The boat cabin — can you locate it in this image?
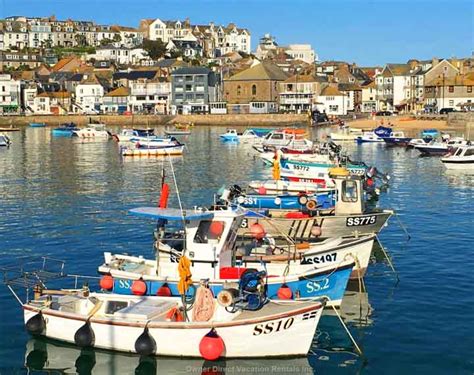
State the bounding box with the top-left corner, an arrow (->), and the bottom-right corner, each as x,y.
129,207 -> 245,279
331,174 -> 365,215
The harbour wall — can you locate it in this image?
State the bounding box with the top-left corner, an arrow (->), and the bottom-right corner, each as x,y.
447,112 -> 474,140
0,113 -> 309,127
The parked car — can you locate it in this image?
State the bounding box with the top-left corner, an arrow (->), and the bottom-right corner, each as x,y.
376,110 -> 393,116
439,108 -> 456,114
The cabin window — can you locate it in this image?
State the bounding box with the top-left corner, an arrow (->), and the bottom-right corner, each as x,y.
454,148 -> 463,156
271,133 -> 283,140
464,149 -> 474,156
194,220 -> 226,243
342,180 -> 358,202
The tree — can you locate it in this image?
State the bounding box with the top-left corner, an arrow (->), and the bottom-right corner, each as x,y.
142,39 -> 167,60
100,38 -> 114,46
75,34 -> 87,47
113,34 -> 122,43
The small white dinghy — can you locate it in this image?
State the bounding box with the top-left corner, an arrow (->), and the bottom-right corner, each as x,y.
441,145 -> 474,169
23,289 -> 325,358
0,133 -> 11,147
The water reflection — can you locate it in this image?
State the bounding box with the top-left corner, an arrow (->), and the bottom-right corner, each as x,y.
24,337 -> 315,375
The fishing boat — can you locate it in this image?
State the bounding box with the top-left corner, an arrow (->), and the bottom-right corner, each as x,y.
112,128 -> 155,142
254,129 -> 312,151
248,178 -> 335,195
22,288 -> 326,358
382,131 -> 412,146
133,137 -> 181,149
415,137 -> 468,156
237,173 -> 393,242
407,138 -> 430,148
120,144 -> 185,157
51,123 -> 79,137
356,131 -> 384,143
72,124 -> 110,138
0,133 -> 11,147
29,122 -> 46,128
329,128 -> 363,142
440,145 -> 474,169
164,126 -> 191,136
220,129 -> 240,142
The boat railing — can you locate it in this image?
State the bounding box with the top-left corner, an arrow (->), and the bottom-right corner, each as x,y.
0,256 -> 99,305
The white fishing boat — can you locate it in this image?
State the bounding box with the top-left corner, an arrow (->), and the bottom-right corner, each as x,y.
23,289 -> 325,358
256,129 -> 313,151
120,144 -> 185,157
440,145 -> 474,169
248,179 -> 336,194
356,131 -> 384,143
415,137 -> 468,156
134,137 -> 181,148
72,124 -> 110,138
113,128 -> 155,142
259,151 -> 333,166
0,133 -> 11,147
330,128 -> 363,142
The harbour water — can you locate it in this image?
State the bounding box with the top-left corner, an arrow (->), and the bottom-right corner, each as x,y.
0,126 -> 473,374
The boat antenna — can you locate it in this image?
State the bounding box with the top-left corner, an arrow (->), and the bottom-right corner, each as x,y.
167,153 -> 187,252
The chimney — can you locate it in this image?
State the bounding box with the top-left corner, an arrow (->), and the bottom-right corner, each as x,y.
431,57 -> 440,66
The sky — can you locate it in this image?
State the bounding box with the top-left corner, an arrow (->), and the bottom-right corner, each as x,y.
0,0 -> 472,66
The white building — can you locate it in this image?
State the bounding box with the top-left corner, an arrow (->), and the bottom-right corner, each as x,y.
361,81 -> 377,113
23,85 -> 37,113
316,85 -> 348,116
0,74 -> 21,113
94,45 -> 150,65
284,44 -> 317,64
129,77 -> 171,114
75,74 -> 104,114
142,18 -> 193,43
28,21 -> 53,48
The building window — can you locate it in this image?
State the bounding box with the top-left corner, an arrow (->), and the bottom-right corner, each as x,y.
468,86 -> 472,93
449,100 -> 454,106
252,84 -> 257,96
448,86 -> 454,93
237,85 -> 241,96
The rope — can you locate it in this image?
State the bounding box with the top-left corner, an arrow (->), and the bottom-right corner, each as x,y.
376,235 -> 399,281
331,304 -> 364,357
394,211 -> 411,241
167,153 -> 187,252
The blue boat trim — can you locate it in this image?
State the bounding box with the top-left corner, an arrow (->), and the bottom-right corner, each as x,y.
129,207 -> 214,221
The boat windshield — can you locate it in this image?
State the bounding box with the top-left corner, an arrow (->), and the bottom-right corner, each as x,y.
454,148 -> 463,156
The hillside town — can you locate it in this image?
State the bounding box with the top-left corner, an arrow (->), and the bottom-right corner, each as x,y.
0,14 -> 473,117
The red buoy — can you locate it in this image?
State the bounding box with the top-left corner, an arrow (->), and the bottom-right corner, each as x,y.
199,328 -> 225,361
257,186 -> 267,195
99,274 -> 114,291
157,283 -> 172,297
366,178 -> 374,187
277,284 -> 293,300
250,223 -> 266,240
158,183 -> 170,209
131,278 -> 147,296
209,221 -> 225,238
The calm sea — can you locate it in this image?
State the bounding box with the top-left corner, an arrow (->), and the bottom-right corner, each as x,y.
0,126 -> 472,374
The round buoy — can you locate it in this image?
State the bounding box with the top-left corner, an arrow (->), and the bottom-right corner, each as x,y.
135,327 -> 157,356
311,225 -> 322,237
99,274 -> 114,291
74,321 -> 95,347
199,328 -> 225,361
366,177 -> 374,187
298,194 -> 309,205
257,186 -> 267,195
26,313 -> 46,335
132,278 -> 147,296
209,221 -> 225,238
157,283 -> 172,297
277,284 -> 293,300
274,197 -> 282,205
250,223 -> 266,240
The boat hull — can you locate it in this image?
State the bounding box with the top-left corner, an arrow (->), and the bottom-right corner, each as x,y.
121,145 -> 184,157
101,260 -> 353,307
239,211 -> 392,241
24,298 -> 323,358
441,159 -> 474,169
383,137 -> 412,146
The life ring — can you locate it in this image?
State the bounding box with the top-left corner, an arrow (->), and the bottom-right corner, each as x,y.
298,194 -> 309,205
306,199 -> 318,211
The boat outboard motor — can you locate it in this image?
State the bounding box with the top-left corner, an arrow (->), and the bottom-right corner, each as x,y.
74,321 -> 95,347
135,327 -> 157,356
25,313 -> 46,335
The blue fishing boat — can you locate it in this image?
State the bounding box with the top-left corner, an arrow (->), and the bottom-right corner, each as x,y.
29,122 -> 46,128
233,191 -> 335,210
98,206 -> 356,306
51,123 -> 79,137
382,131 -> 412,146
421,129 -> 440,138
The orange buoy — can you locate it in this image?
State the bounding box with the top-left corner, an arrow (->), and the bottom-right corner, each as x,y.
311,225 -> 322,237
199,328 -> 225,361
277,284 -> 293,300
157,283 -> 172,297
209,221 -> 225,238
158,183 -> 170,208
131,278 -> 147,296
99,274 -> 114,291
250,223 -> 266,240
